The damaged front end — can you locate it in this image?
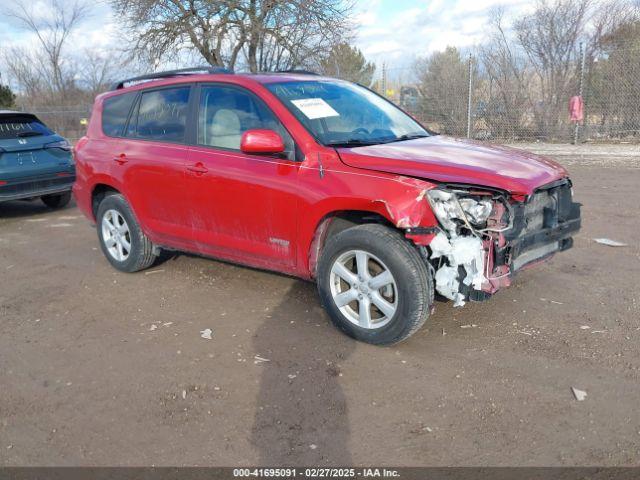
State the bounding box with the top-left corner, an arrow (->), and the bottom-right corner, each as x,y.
415,179 -> 581,307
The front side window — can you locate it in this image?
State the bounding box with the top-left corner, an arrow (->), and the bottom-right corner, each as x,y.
102,92 -> 136,137
128,87 -> 190,142
0,115 -> 53,139
266,80 -> 430,147
198,85 -> 295,159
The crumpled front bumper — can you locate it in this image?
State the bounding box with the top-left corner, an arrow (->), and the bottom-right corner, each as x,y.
423,178 -> 581,306
494,179 -> 581,273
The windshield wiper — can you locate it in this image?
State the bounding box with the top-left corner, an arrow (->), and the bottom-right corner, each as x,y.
326,139 -> 380,148
382,133 -> 429,144
16,131 -> 43,138
327,132 -> 429,148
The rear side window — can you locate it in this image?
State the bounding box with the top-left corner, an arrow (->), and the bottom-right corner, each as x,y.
102,92 -> 136,137
127,87 -> 190,142
0,115 -> 54,139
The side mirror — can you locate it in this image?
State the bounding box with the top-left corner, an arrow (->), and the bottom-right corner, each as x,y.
240,129 -> 285,155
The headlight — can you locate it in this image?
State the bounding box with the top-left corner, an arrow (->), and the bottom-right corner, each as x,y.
458,197 -> 493,224
426,188 -> 494,231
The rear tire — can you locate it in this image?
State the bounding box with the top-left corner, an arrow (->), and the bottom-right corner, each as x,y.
96,193 -> 157,273
317,224 -> 433,345
41,191 -> 71,209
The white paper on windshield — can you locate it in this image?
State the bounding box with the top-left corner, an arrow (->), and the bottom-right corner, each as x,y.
291,98 -> 339,120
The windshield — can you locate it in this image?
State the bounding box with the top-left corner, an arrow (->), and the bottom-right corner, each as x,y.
266,80 -> 430,147
0,115 -> 53,140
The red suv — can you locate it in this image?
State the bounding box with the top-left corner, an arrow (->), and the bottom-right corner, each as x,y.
74,67 -> 581,345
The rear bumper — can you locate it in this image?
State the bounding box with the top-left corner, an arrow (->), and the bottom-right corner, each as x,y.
72,180 -> 94,222
0,173 -> 75,202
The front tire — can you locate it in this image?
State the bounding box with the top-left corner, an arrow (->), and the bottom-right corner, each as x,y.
317,224 -> 433,345
41,191 -> 71,209
96,193 -> 157,272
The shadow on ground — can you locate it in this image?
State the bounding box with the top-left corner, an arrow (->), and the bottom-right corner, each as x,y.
0,199 -> 75,219
250,280 -> 355,465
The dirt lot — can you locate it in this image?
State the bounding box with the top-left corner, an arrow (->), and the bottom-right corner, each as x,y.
1,146 -> 639,466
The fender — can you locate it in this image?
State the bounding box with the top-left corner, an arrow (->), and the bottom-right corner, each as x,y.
83,175 -> 124,221
295,155 -> 440,277
83,177 -> 157,245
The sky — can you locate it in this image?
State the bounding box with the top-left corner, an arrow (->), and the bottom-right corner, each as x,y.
355,0 -> 532,77
0,0 -> 534,82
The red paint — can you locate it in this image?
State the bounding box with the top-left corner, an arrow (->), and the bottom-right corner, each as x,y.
338,135 -> 567,196
483,235 -> 512,294
240,129 -> 285,154
73,73 -> 573,281
569,96 -> 584,122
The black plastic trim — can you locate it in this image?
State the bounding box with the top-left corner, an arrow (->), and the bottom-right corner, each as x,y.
110,67 -> 233,91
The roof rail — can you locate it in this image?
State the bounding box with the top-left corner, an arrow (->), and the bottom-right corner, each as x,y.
274,69 -> 320,75
110,66 -> 233,91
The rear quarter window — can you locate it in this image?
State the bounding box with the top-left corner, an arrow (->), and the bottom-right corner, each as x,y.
0,115 -> 53,139
102,92 -> 137,137
127,87 -> 190,143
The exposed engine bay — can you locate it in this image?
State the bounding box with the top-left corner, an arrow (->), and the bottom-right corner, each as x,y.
423,179 -> 581,306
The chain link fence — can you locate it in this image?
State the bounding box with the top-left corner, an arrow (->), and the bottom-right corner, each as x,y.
585,44 -> 640,142
389,41 -> 640,144
12,40 -> 640,145
13,104 -> 92,143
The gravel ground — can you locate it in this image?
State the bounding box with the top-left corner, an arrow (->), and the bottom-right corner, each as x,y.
0,145 -> 639,466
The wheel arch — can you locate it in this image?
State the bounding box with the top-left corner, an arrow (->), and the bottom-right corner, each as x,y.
301,175 -> 440,279
91,183 -> 121,220
306,206 -> 435,279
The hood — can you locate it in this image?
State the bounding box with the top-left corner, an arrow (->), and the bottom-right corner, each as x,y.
336,135 -> 568,195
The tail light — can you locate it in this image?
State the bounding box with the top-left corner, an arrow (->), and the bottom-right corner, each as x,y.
44,139 -> 72,151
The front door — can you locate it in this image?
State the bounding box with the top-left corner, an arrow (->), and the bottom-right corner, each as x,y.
186,84 -> 300,268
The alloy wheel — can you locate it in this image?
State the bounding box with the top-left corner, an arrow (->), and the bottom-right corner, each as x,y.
101,209 -> 131,262
329,249 -> 398,329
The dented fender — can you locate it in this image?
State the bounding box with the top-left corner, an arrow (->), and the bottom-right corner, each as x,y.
298,161 -> 440,277
371,177 -> 439,230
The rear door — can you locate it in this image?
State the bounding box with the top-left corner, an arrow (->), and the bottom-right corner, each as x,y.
185,83 -> 300,267
116,86 -> 194,247
0,114 -> 71,180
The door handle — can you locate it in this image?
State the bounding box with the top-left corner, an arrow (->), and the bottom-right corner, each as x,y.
113,153 -> 128,164
187,162 -> 208,175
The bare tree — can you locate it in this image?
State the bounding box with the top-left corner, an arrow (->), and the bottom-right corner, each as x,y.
1,46 -> 48,99
588,0 -> 640,53
111,0 -> 354,72
477,8 -> 534,139
514,0 -> 592,138
110,0 -> 238,67
0,0 -> 125,140
3,0 -> 91,99
79,49 -> 125,96
243,0 -> 354,71
587,17 -> 640,137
